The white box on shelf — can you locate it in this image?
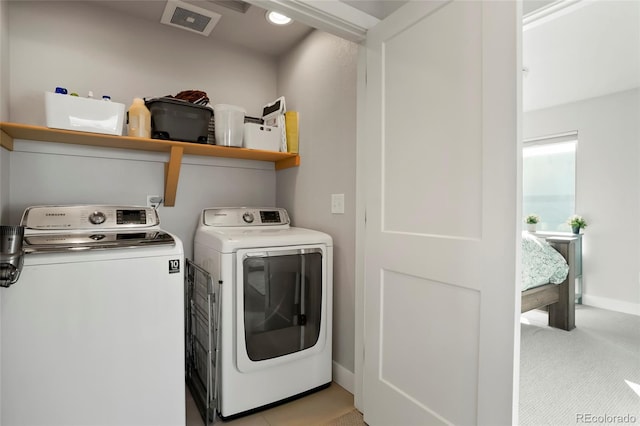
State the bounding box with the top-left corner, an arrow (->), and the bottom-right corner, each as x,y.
243,123 -> 280,151
45,92 -> 125,136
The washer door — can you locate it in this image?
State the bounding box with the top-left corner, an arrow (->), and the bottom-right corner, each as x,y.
235,245 -> 327,373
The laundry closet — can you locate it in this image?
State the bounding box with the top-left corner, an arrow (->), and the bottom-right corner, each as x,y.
0,0 -> 359,414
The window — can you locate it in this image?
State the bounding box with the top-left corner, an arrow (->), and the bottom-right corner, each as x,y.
523,132 -> 577,232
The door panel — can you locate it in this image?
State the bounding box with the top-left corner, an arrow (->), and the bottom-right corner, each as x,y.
384,1 -> 482,238
380,270 -> 480,425
363,1 -> 520,425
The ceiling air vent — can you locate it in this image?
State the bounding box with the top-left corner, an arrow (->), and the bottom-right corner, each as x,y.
161,0 -> 222,36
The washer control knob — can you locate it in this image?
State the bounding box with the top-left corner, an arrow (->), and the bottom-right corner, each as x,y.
242,212 -> 255,224
89,211 -> 106,225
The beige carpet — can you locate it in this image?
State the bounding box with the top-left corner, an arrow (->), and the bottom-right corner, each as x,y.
323,409 -> 365,426
520,305 -> 640,425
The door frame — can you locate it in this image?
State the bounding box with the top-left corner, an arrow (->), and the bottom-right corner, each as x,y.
353,43 -> 367,410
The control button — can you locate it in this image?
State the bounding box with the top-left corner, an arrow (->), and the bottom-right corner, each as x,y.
88,211 -> 106,225
242,212 -> 255,224
89,234 -> 106,241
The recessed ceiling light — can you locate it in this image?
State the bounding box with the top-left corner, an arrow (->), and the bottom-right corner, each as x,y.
266,10 -> 292,25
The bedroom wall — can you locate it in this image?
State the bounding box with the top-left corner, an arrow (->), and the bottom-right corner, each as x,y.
276,30 -> 358,389
524,88 -> 640,315
6,0 -> 281,259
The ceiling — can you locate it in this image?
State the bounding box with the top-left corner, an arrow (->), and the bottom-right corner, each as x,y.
92,1 -> 411,56
92,0 -> 316,57
523,0 -> 640,111
93,0 -> 639,111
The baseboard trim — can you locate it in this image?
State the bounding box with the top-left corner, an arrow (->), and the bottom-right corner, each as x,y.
582,294 -> 640,316
332,361 -> 355,394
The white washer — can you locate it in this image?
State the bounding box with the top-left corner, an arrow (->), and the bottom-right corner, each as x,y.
194,207 -> 333,419
1,205 -> 185,426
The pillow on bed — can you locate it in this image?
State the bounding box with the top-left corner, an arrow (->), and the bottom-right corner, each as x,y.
521,232 -> 570,291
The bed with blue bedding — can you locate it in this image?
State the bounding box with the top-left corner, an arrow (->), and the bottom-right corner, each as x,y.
521,232 -> 576,331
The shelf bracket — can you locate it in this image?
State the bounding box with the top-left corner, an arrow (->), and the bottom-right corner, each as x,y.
1,129 -> 14,151
275,155 -> 300,170
164,146 -> 184,207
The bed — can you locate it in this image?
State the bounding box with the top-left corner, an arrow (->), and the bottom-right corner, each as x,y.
521,232 -> 577,331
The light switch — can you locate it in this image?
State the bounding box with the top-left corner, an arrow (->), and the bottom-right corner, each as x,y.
331,194 -> 345,214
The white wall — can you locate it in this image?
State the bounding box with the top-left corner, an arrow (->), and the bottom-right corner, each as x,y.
524,88 -> 640,315
1,0 -> 9,220
0,0 -> 7,122
6,0 -> 282,258
8,142 -> 276,259
8,1 -> 277,123
0,0 -> 9,415
277,31 -> 358,386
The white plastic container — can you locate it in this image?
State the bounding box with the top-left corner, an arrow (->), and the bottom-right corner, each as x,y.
213,104 -> 246,147
45,92 -> 125,136
243,123 -> 280,151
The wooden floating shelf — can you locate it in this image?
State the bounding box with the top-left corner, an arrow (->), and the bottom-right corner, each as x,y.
0,122 -> 300,207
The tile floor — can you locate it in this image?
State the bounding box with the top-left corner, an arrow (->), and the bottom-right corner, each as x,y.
186,382 -> 357,426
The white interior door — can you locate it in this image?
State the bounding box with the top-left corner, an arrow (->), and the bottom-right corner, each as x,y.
362,1 -> 521,425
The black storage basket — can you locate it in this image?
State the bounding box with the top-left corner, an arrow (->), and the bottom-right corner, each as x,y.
145,97 -> 213,143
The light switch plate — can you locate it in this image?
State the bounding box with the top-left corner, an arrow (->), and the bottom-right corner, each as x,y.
331,194 -> 345,214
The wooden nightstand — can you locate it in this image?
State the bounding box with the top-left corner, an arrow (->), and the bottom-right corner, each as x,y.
536,232 -> 583,304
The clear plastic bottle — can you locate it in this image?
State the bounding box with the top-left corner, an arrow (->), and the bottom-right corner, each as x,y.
127,98 -> 151,138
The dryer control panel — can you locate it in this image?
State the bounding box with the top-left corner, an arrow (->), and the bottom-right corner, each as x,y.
203,207 -> 290,227
21,205 -> 159,230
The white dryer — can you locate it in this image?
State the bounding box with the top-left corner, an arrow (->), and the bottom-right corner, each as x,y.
193,207 -> 333,420
1,205 -> 185,426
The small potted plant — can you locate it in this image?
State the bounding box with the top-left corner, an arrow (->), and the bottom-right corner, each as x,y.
525,214 -> 540,232
568,215 -> 587,234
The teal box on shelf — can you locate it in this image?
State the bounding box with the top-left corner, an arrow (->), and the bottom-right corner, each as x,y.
44,92 -> 125,136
